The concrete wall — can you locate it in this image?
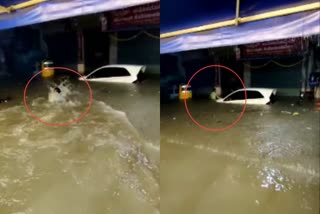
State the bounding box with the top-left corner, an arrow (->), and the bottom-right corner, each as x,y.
0,28 -> 47,79
250,58 -> 302,97
84,30 -> 110,72
117,29 -> 160,75
45,32 -> 78,70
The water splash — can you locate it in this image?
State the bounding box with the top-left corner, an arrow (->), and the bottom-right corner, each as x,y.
47,78 -> 74,105
0,95 -> 159,213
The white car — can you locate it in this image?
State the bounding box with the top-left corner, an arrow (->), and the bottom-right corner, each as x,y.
216,88 -> 277,105
79,64 -> 146,83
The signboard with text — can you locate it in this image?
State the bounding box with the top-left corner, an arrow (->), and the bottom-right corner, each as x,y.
240,38 -> 305,59
109,2 -> 160,29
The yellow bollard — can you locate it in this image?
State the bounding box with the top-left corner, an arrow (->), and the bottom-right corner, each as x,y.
179,84 -> 192,100
41,60 -> 55,78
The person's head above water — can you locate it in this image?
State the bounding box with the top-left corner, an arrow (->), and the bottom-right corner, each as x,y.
54,87 -> 61,93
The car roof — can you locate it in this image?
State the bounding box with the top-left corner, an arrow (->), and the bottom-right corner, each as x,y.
102,64 -> 145,69
235,88 -> 275,92
90,64 -> 146,76
232,88 -> 276,97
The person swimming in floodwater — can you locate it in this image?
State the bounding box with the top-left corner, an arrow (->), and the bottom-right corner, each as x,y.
210,88 -> 221,101
54,87 -> 61,94
47,77 -> 73,104
48,86 -> 65,103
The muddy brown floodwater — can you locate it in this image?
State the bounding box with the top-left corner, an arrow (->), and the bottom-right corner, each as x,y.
0,77 -> 160,214
161,98 -> 319,214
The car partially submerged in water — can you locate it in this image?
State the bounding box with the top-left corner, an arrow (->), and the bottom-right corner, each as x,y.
79,64 -> 146,83
216,88 -> 277,105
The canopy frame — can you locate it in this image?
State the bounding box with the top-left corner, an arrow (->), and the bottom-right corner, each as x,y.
160,2 -> 320,39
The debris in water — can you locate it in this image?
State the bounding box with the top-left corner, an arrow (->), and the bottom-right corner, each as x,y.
281,111 -> 292,115
173,117 -> 176,120
291,103 -> 295,107
260,112 -> 263,116
255,200 -> 260,205
292,112 -> 299,116
306,127 -> 312,130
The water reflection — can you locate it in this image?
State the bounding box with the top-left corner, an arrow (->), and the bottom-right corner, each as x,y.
258,166 -> 292,192
161,99 -> 319,214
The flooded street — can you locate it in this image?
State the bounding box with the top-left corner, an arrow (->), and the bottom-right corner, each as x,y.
161,99 -> 319,214
0,77 -> 159,214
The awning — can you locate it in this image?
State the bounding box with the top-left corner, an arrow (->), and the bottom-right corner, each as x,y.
160,0 -> 320,54
161,10 -> 320,54
0,0 -> 159,30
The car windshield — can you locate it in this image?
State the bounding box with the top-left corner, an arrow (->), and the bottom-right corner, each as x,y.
88,67 -> 131,78
224,91 -> 246,101
224,90 -> 265,101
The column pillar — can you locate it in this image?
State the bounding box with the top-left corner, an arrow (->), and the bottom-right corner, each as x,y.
109,32 -> 118,64
244,61 -> 251,87
77,30 -> 85,74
